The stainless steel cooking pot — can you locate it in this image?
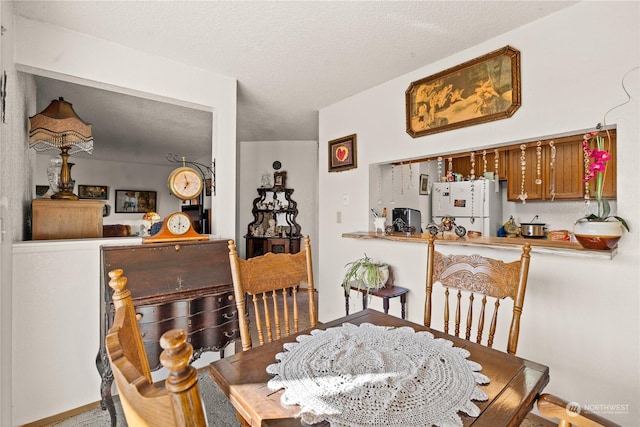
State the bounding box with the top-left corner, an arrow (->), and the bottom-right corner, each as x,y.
520,223 -> 546,238
520,215 -> 546,238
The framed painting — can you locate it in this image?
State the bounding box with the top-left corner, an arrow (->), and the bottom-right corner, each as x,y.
419,174 -> 430,195
328,134 -> 357,172
35,185 -> 49,198
115,190 -> 157,213
78,185 -> 108,200
406,45 -> 521,138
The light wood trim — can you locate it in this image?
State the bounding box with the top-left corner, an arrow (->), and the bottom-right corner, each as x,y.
343,231 -> 617,259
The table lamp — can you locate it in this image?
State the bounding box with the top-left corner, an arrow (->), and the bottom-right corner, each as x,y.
28,97 -> 93,200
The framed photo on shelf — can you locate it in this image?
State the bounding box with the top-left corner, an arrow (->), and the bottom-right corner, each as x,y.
328,134 -> 357,172
274,171 -> 287,188
78,185 -> 108,200
114,190 -> 157,213
419,174 -> 431,195
405,45 -> 521,138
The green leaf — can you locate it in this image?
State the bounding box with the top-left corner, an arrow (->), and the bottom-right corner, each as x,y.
613,216 -> 630,232
600,198 -> 611,219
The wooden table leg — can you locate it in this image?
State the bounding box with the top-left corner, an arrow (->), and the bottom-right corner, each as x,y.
344,293 -> 350,316
361,293 -> 368,310
382,297 -> 390,314
400,293 -> 407,319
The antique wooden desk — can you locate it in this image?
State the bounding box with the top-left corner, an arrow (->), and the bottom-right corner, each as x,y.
210,309 -> 549,427
97,239 -> 239,426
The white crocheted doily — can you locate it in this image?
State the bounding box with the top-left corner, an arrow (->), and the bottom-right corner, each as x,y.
267,323 -> 489,427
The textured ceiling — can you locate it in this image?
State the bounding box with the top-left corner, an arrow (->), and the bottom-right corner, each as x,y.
14,1 -> 576,165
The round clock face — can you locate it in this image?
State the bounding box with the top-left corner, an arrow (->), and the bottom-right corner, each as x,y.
167,212 -> 192,235
272,160 -> 282,170
168,167 -> 203,200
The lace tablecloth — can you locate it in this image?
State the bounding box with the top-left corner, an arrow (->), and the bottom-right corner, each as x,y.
266,323 -> 489,427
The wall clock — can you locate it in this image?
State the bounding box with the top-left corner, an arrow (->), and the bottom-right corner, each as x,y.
168,166 -> 204,200
142,212 -> 209,243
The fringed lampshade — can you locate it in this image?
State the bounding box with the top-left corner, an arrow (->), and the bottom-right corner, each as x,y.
28,97 -> 93,200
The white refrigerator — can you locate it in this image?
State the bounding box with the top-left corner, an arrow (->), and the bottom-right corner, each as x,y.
430,180 -> 502,237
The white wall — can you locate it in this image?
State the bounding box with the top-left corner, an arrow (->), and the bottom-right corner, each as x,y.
319,2 -> 639,424
4,14 -> 238,425
238,140 -> 318,260
13,15 -> 237,239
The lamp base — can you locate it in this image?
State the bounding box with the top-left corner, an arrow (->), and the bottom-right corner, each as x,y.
52,190 -> 79,200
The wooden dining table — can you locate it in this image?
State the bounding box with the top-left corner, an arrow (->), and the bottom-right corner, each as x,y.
209,309 -> 549,427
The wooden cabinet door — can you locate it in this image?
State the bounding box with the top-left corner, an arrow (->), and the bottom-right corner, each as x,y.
545,138 -> 584,200
507,145 -> 545,201
450,150 -> 508,180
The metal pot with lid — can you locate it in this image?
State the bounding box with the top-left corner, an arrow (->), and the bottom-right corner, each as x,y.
520,215 -> 546,238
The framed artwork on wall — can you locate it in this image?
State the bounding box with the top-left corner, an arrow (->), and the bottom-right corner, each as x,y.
328,134 -> 357,172
406,45 -> 521,138
115,190 -> 157,213
419,174 -> 430,195
78,185 -> 108,200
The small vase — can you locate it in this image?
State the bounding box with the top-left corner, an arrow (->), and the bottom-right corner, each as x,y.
573,220 -> 623,250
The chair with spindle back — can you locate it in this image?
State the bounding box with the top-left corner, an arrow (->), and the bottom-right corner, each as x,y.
105,269 -> 208,427
228,236 -> 317,352
424,233 -> 531,355
535,393 -> 621,427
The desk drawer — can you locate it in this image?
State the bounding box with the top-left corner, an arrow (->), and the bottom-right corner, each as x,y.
136,301 -> 190,324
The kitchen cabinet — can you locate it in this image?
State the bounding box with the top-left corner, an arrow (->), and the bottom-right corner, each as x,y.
506,130 -> 617,201
245,186 -> 302,258
450,150 -> 508,180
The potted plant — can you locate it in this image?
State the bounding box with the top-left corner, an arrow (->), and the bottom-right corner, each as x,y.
573,127 -> 629,249
342,254 -> 390,295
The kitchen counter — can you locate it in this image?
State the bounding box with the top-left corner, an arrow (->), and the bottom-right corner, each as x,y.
342,231 -> 617,259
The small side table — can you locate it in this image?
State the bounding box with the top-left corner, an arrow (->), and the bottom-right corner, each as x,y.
344,285 -> 409,319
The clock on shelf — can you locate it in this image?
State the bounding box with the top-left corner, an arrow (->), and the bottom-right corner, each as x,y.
168,166 -> 204,200
143,212 -> 209,243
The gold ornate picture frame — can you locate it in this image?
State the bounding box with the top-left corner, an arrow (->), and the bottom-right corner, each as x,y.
406,46 -> 521,137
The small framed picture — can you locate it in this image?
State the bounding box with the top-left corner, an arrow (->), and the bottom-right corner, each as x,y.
115,190 -> 157,213
78,185 -> 108,200
35,185 -> 49,198
328,134 -> 357,172
419,174 -> 431,195
274,171 -> 287,188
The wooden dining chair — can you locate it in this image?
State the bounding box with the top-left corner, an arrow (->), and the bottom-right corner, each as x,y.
424,233 -> 531,355
228,236 -> 317,351
105,269 -> 208,427
534,393 -> 621,427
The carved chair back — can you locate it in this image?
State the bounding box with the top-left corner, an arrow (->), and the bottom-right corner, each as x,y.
105,269 -> 208,427
424,234 -> 531,355
228,236 -> 317,351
